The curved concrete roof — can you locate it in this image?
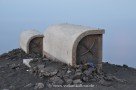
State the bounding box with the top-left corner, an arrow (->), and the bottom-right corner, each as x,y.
44,23 -> 105,36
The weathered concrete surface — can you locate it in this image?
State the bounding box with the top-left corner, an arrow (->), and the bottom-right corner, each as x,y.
20,30 -> 43,53
23,59 -> 33,67
43,23 -> 105,70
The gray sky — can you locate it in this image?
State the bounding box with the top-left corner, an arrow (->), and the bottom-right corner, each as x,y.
0,0 -> 136,67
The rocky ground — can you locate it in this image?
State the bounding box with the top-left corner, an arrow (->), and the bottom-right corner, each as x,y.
0,48 -> 136,90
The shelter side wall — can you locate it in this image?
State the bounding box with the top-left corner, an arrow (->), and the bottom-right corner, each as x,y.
43,30 -> 74,65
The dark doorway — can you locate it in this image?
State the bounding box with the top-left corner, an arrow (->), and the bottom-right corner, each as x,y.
76,35 -> 99,66
29,37 -> 43,55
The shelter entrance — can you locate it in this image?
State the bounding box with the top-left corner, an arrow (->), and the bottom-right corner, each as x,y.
76,35 -> 100,66
29,37 -> 43,55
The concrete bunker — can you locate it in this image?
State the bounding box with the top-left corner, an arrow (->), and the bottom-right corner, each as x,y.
43,24 -> 105,70
20,30 -> 44,54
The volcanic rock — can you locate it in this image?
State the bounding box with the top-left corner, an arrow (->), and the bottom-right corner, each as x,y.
49,76 -> 64,85
73,79 -> 82,84
40,66 -> 58,77
34,83 -> 44,89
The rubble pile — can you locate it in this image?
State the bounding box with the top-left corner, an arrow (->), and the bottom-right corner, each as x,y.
0,48 -> 127,89
24,57 -> 126,87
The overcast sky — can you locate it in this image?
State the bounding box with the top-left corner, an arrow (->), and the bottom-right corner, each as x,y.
0,0 -> 136,67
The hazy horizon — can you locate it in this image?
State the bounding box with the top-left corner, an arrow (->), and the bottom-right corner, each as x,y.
0,0 -> 136,67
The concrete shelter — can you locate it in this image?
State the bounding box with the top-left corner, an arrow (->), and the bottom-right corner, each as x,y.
43,24 -> 105,71
20,30 -> 43,54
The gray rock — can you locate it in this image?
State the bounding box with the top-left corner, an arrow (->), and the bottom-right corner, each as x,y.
114,77 -> 126,83
37,64 -> 45,70
66,68 -> 75,74
47,83 -> 52,88
10,63 -> 20,70
83,67 -> 94,76
93,74 -> 104,80
61,66 -> 68,70
0,65 -> 4,68
65,79 -> 73,84
90,78 -> 98,82
85,62 -> 95,68
24,83 -> 33,88
76,68 -> 82,72
63,74 -> 70,81
82,76 -> 89,82
64,68 -> 75,79
73,79 -> 82,84
40,66 -> 58,76
67,68 -> 72,74
110,76 -> 126,83
104,75 -> 126,83
75,65 -> 83,72
34,83 -> 44,89
9,85 -> 15,89
49,76 -> 64,85
29,66 -> 38,74
57,70 -> 67,78
73,72 -> 82,79
2,89 -> 9,90
104,75 -> 114,81
99,79 -> 112,87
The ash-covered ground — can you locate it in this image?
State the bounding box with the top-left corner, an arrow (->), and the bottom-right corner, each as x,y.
0,48 -> 136,90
